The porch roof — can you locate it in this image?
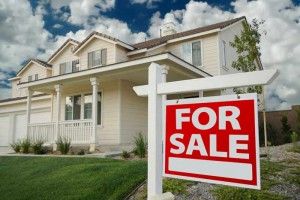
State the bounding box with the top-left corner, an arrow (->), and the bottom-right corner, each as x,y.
18,52 -> 211,93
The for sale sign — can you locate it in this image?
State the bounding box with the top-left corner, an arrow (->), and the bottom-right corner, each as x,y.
163,93 -> 260,189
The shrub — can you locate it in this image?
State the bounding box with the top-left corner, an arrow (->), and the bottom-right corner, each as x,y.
56,137 -> 71,155
21,139 -> 31,154
281,115 -> 292,143
77,149 -> 85,155
10,141 -> 21,153
163,178 -> 191,195
133,132 -> 147,158
290,132 -> 300,153
32,140 -> 46,154
122,150 -> 130,159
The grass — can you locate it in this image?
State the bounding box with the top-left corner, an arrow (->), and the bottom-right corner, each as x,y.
0,156 -> 147,200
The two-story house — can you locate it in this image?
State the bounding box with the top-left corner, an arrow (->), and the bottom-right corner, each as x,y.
0,16 -> 259,152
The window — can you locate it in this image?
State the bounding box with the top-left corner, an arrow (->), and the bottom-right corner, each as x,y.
181,41 -> 202,67
60,60 -> 79,75
84,92 -> 102,124
65,95 -> 81,120
222,40 -> 226,67
34,74 -> 38,80
88,49 -> 107,68
65,92 -> 102,124
28,75 -> 32,82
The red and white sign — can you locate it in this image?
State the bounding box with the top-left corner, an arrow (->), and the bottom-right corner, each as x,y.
163,93 -> 260,189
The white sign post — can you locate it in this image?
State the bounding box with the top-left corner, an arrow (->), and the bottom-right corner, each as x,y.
133,62 -> 278,199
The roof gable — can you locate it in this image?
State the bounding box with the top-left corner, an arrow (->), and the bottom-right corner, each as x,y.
48,39 -> 80,63
16,59 -> 52,76
73,31 -> 134,54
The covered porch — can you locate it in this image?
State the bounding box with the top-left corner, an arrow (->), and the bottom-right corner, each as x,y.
20,53 -> 208,151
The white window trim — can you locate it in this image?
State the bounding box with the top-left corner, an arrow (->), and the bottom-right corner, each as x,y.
63,90 -> 103,126
221,40 -> 228,70
181,39 -> 204,68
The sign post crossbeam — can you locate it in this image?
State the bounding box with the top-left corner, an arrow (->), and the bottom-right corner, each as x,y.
133,69 -> 278,96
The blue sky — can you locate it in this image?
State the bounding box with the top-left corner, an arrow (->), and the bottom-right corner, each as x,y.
0,0 -> 300,110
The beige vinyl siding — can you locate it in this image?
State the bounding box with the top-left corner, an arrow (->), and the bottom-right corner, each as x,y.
167,33 -> 220,75
11,80 -> 20,98
115,46 -> 128,62
50,44 -> 79,76
218,21 -> 243,75
119,80 -> 147,145
77,38 -> 116,70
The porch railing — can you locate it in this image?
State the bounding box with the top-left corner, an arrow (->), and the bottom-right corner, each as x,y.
27,120 -> 93,144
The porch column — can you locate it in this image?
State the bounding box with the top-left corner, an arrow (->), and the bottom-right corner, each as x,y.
53,84 -> 62,151
26,88 -> 33,139
90,77 -> 99,152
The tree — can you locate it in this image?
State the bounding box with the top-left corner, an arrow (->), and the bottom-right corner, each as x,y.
281,115 -> 292,144
230,18 -> 266,94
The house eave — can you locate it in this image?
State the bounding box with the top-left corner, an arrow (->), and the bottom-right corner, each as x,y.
19,52 -> 211,89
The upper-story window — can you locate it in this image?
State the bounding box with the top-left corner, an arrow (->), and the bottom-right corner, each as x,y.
60,60 -> 79,75
88,49 -> 107,68
35,74 -> 38,80
182,41 -> 202,67
221,40 -> 227,67
28,75 -> 32,82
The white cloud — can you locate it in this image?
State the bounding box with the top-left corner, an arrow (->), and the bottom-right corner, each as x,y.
130,0 -> 162,8
53,23 -> 63,29
49,0 -> 116,25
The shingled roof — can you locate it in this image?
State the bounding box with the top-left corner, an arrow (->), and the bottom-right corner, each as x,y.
73,31 -> 134,53
47,38 -> 80,62
132,16 -> 246,50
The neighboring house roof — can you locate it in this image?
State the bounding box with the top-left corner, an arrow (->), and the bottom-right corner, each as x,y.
73,31 -> 135,54
47,38 -> 80,63
16,58 -> 52,76
132,16 -> 246,50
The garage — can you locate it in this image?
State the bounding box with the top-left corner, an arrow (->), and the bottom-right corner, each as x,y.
0,115 -> 10,146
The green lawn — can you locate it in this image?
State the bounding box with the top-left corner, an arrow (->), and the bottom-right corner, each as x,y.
0,156 -> 147,200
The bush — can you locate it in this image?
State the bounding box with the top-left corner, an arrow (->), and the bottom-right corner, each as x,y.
290,132 -> 300,153
10,141 -> 21,153
32,140 -> 46,154
21,139 -> 31,154
163,178 -> 191,195
56,137 -> 71,155
281,115 -> 292,143
133,132 -> 147,158
77,149 -> 85,155
122,150 -> 130,159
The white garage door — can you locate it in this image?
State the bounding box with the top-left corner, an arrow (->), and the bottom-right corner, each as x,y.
14,112 -> 51,142
0,115 -> 10,146
15,114 -> 26,142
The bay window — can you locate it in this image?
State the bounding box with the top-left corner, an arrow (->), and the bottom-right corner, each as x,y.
65,92 -> 102,124
181,41 -> 202,67
88,49 -> 107,68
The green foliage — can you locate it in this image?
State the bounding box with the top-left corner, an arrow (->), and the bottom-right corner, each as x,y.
281,116 -> 292,143
122,150 -> 131,159
21,139 -> 31,154
10,141 -> 21,153
77,149 -> 85,155
163,178 -> 191,195
32,140 -> 46,154
133,133 -> 147,158
230,19 -> 266,94
0,156 -> 147,200
56,137 -> 71,155
259,123 -> 281,146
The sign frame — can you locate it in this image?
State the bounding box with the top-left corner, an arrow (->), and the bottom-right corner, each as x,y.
163,93 -> 261,190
